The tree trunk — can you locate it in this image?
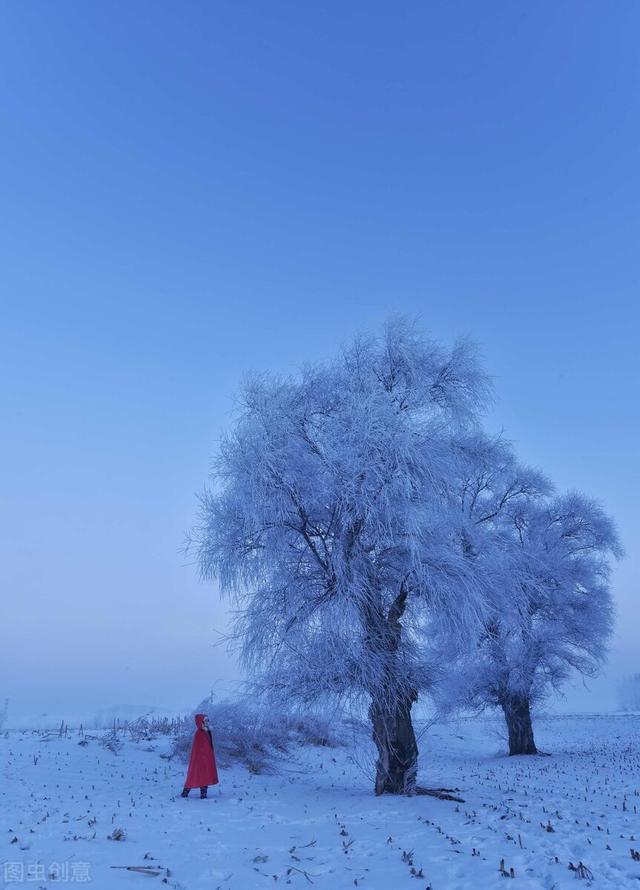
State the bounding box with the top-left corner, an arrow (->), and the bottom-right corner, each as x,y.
360,577 -> 419,794
501,693 -> 537,755
370,692 -> 418,795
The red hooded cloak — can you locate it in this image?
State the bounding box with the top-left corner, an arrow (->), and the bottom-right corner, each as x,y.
184,714 -> 219,789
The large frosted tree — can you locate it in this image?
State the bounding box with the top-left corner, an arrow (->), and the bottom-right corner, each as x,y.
188,321 -> 500,794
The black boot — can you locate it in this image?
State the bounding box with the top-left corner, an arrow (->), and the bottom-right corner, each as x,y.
181,788 -> 189,798
200,786 -> 208,799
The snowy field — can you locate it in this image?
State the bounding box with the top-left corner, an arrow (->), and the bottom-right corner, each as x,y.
2,714 -> 640,890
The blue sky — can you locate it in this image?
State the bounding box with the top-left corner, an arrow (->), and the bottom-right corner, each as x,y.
1,1 -> 638,721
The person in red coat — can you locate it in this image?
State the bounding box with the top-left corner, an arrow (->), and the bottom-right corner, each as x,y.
180,713 -> 219,799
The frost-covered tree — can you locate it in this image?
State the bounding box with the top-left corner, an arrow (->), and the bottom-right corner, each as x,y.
433,435 -> 548,745
188,320 -> 499,794
457,476 -> 621,755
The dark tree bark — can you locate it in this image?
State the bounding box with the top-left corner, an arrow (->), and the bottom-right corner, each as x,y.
363,579 -> 420,795
370,691 -> 418,794
501,693 -> 537,755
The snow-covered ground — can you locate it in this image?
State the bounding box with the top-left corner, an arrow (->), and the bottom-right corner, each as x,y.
2,714 -> 640,889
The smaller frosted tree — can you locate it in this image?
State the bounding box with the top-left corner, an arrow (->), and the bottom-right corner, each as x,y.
461,488 -> 621,755
188,320 -> 498,794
